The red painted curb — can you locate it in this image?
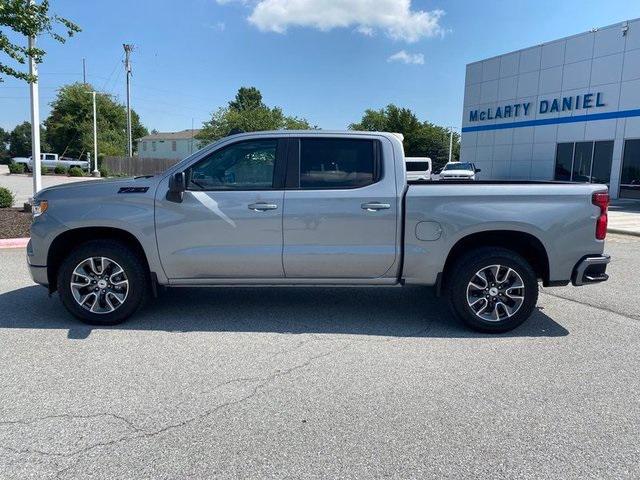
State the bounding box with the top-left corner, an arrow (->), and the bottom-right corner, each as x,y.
0,237 -> 29,249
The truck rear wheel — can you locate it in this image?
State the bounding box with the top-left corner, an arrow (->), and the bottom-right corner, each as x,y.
57,240 -> 148,325
447,247 -> 538,333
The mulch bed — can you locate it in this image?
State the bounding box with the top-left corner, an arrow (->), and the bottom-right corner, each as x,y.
0,208 -> 31,239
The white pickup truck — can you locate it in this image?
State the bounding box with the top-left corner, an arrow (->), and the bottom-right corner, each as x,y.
12,153 -> 89,171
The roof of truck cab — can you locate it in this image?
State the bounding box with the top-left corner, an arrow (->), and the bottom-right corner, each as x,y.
219,130 -> 404,139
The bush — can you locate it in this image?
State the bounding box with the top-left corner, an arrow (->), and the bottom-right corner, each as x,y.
54,165 -> 68,175
0,187 -> 14,208
68,166 -> 85,177
8,162 -> 25,174
41,165 -> 48,175
99,165 -> 110,177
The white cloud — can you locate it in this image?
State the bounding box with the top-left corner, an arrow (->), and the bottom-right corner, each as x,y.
387,50 -> 424,65
217,0 -> 446,43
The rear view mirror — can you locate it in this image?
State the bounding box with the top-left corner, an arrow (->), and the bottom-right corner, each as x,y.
167,171 -> 186,202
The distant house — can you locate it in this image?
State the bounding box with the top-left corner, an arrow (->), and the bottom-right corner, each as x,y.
137,129 -> 201,160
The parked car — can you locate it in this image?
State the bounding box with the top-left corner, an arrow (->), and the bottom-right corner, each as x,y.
12,153 -> 89,172
27,131 -> 610,332
405,157 -> 432,181
440,161 -> 480,180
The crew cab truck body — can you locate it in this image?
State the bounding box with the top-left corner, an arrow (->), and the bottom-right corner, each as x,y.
27,131 -> 610,332
12,153 -> 89,171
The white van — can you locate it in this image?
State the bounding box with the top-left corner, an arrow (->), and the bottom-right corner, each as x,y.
405,157 -> 432,181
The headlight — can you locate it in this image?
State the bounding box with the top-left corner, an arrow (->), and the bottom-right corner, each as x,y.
32,200 -> 48,217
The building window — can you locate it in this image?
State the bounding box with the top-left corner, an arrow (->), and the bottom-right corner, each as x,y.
172,140 -> 177,151
620,139 -> 640,199
152,141 -> 156,152
143,141 -> 147,152
554,141 -> 613,184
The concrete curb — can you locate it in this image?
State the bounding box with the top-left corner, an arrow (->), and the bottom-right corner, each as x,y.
608,228 -> 640,238
0,237 -> 29,249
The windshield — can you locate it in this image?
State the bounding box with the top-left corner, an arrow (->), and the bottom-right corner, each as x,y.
443,163 -> 474,171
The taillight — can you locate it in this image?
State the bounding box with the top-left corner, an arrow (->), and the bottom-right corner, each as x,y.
592,191 -> 609,240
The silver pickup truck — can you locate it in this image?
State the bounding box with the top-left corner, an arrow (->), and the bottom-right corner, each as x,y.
27,131 -> 611,332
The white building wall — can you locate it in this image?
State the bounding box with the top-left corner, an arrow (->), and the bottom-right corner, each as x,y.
137,138 -> 197,160
461,18 -> 640,198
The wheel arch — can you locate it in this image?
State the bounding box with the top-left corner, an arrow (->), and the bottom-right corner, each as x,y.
441,230 -> 550,289
47,227 -> 151,293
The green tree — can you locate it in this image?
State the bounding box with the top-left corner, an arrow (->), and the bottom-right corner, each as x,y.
349,104 -> 459,170
0,0 -> 80,83
0,126 -> 9,163
44,82 -> 148,158
196,87 -> 312,146
8,120 -> 50,157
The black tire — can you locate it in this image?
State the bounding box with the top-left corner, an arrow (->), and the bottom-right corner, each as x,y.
447,247 -> 538,333
57,240 -> 148,325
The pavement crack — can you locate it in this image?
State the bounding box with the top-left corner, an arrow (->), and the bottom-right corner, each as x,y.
540,289 -> 640,323
5,344 -> 348,476
0,412 -> 142,433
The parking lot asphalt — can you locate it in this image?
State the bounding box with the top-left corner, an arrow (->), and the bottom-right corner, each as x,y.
0,235 -> 639,479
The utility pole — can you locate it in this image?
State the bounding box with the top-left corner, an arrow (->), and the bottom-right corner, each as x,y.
190,118 -> 194,154
28,4 -> 41,197
123,44 -> 134,157
82,58 -> 86,84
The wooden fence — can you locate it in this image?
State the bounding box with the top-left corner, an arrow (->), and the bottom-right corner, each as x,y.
103,156 -> 181,176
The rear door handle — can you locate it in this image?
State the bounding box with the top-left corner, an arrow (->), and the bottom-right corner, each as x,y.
361,202 -> 391,211
248,202 -> 278,211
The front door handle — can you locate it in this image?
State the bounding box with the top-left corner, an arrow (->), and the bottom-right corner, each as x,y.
361,202 -> 391,211
248,202 -> 278,212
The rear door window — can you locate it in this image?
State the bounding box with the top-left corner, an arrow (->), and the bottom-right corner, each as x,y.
299,138 -> 377,189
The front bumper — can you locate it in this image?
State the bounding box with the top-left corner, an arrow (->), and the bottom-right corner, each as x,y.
26,239 -> 48,287
571,255 -> 610,286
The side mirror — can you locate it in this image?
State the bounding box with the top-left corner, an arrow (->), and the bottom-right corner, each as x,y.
475,168 -> 482,173
167,171 -> 186,203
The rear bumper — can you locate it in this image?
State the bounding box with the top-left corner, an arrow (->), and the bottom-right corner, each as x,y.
571,255 -> 610,286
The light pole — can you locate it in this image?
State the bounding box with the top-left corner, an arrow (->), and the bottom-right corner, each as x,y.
448,127 -> 454,163
28,19 -> 41,197
86,90 -> 100,177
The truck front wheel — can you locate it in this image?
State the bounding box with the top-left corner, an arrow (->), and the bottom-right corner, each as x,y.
57,240 -> 148,325
447,247 -> 538,333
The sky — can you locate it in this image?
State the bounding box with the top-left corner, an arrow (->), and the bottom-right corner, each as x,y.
1,0 -> 640,134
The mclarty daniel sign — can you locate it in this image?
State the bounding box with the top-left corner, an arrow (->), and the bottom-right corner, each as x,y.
469,92 -> 605,122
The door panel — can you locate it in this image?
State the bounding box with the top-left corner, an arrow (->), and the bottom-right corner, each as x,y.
155,189 -> 284,279
154,137 -> 286,279
282,137 -> 398,278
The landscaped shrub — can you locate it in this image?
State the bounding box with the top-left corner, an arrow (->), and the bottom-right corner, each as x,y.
68,166 -> 85,177
8,162 -> 25,174
54,165 -> 68,175
99,165 -> 110,177
41,165 -> 48,175
0,187 -> 14,208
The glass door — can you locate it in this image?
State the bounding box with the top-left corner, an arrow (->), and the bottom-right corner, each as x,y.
571,142 -> 594,182
591,141 -> 614,185
620,139 -> 640,199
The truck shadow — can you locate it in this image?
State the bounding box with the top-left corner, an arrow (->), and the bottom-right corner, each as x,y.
0,285 -> 568,339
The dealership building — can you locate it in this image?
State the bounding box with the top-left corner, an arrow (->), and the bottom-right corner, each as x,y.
460,18 -> 640,199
